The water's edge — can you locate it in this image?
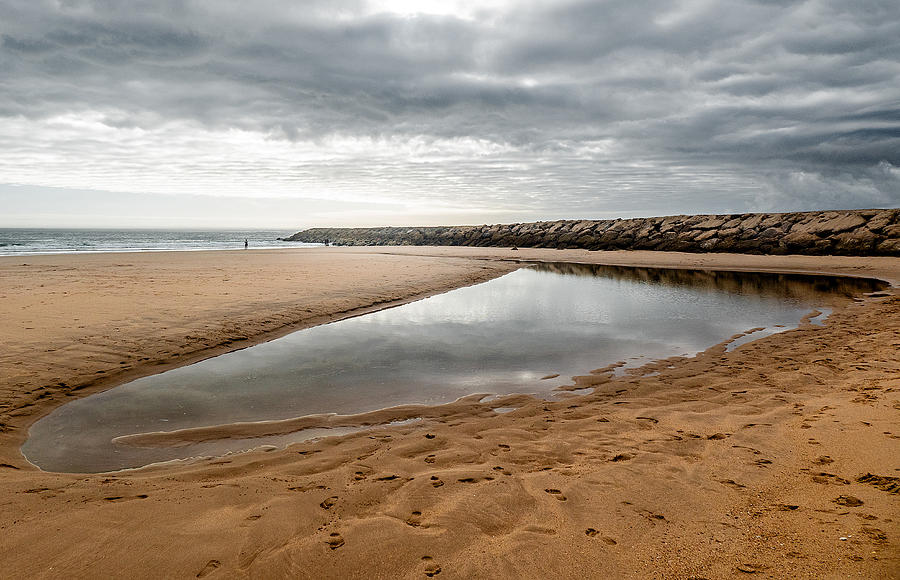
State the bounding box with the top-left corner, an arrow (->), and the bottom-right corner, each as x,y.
21,262 -> 888,473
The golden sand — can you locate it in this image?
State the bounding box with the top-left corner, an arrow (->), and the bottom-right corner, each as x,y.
0,247 -> 897,578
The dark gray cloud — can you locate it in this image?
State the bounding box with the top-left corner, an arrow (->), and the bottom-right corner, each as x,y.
1,0 -> 897,226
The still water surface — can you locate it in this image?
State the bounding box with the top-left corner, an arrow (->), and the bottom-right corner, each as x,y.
22,263 -> 885,472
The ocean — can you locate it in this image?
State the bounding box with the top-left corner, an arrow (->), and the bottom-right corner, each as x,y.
0,228 -> 318,256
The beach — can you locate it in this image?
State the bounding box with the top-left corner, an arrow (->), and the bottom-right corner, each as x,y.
0,247 -> 897,578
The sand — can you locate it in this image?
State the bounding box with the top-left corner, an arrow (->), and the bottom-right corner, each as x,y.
0,247 -> 897,579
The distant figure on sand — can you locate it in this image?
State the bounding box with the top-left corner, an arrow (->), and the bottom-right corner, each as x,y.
244,238 -> 248,249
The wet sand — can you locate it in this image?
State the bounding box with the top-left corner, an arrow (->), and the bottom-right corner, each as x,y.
0,247 -> 897,578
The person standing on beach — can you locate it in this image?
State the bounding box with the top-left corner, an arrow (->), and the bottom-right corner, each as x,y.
244,238 -> 248,249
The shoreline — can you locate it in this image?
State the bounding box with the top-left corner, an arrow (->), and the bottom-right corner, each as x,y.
0,249 -> 521,468
0,227 -> 308,257
69,283 -> 881,469
5,248 -> 895,472
1,247 -> 897,578
0,245 -> 314,258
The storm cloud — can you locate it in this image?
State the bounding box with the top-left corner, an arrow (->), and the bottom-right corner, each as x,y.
1,0 -> 898,226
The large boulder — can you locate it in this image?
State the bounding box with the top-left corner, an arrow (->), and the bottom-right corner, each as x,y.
284,209 -> 898,256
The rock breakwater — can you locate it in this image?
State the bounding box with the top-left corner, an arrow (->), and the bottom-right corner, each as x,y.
285,209 -> 900,256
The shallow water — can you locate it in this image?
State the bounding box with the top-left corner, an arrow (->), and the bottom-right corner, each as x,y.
22,263 -> 885,472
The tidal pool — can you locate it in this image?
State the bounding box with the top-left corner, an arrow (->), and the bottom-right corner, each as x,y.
22,263 -> 885,473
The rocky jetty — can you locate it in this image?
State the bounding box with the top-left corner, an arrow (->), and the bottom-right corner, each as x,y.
285,209 -> 900,256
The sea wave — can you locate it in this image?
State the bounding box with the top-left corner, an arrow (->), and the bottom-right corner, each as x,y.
0,229 -> 319,256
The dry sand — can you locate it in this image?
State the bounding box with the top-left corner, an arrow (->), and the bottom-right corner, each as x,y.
0,247 -> 897,579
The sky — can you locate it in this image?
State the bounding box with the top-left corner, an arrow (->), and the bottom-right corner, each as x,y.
1,0 -> 898,229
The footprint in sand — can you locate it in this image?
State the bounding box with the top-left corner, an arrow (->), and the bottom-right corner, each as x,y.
860,527 -> 888,544
811,473 -> 850,485
429,476 -> 445,488
520,524 -> 556,535
320,496 -> 338,510
774,504 -> 800,511
585,529 -> 618,545
635,509 -> 666,523
196,559 -> 221,578
288,484 -> 327,492
719,479 -> 747,490
544,488 -> 567,501
327,533 -> 345,550
732,444 -> 761,454
833,495 -> 864,507
406,511 -> 423,527
458,476 -> 494,483
857,473 -> 900,494
424,454 -> 436,464
422,556 -> 441,577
